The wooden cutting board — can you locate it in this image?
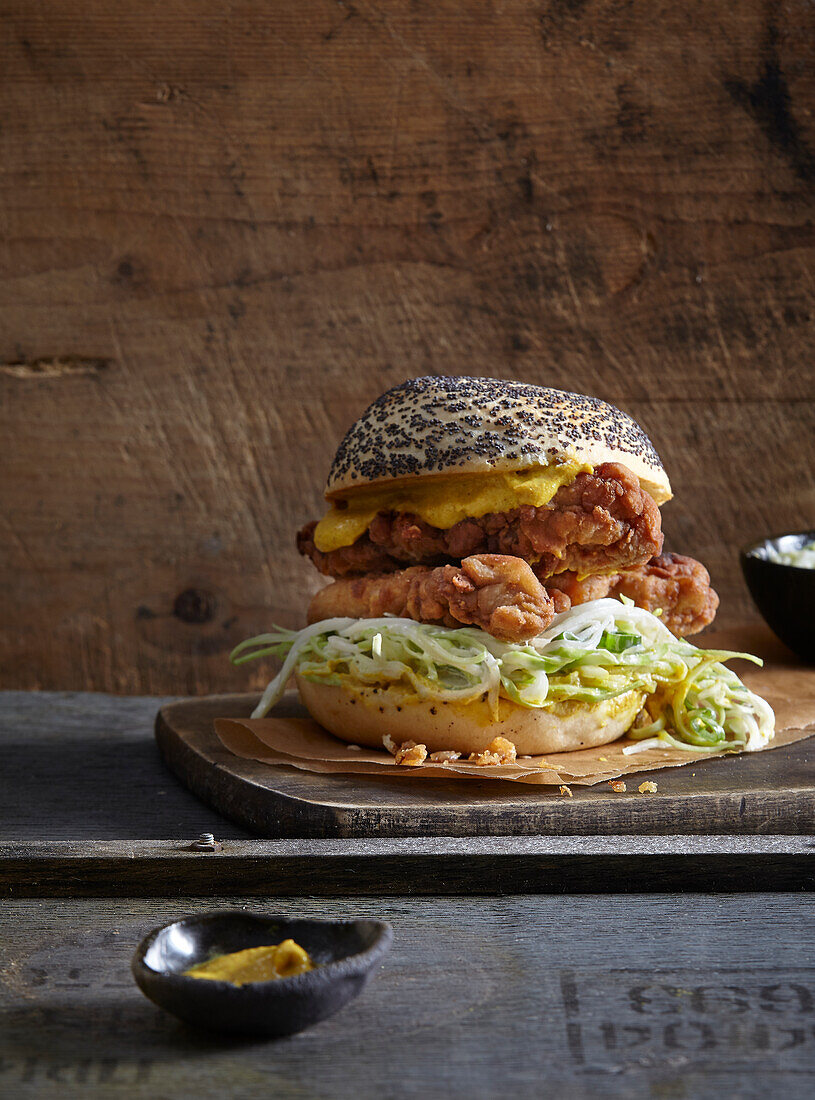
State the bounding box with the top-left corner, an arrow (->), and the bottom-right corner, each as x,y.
155,693 -> 815,838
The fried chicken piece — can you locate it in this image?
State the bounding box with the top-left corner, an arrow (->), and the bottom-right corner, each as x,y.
544,571 -> 616,605
611,552 -> 719,637
506,462 -> 663,578
541,552 -> 719,637
548,587 -> 571,614
448,555 -> 557,641
296,521 -> 401,578
297,463 -> 663,579
307,554 -> 555,643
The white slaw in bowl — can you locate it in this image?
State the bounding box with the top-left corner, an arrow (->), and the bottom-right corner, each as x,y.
757,538 -> 815,570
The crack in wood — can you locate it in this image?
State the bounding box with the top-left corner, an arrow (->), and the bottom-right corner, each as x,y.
0,357 -> 111,380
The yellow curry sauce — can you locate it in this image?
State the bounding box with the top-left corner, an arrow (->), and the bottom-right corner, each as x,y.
183,940 -> 314,986
313,460 -> 589,552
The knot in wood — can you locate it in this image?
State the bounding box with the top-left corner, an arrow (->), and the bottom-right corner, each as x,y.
173,588 -> 217,624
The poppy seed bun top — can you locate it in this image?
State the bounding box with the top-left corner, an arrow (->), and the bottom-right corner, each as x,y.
325,376 -> 672,504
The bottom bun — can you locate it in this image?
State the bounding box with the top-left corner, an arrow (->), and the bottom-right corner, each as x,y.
295,673 -> 646,756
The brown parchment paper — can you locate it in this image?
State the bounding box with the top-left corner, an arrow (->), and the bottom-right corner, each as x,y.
214,626 -> 815,786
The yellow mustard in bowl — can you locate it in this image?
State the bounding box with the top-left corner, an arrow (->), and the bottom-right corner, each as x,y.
183,939 -> 314,986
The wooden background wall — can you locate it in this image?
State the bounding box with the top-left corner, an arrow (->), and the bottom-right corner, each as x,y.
2,0 -> 815,694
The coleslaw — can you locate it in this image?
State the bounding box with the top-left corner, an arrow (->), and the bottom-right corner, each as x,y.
231,598 -> 775,755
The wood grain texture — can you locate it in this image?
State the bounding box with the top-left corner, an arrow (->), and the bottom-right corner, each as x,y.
5,837 -> 815,896
6,687 -> 815,847
0,690 -> 253,840
1,1 -> 815,692
3,894 -> 815,1097
156,691 -> 815,839
5,689 -> 815,895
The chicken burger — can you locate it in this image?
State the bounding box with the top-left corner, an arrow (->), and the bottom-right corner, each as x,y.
232,377 -> 773,760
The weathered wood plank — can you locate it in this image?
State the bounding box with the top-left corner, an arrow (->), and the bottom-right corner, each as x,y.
3,836 -> 815,896
155,691 -> 815,839
1,2 -> 814,693
6,689 -> 815,895
2,894 -> 815,1097
6,688 -> 815,845
0,691 -> 253,840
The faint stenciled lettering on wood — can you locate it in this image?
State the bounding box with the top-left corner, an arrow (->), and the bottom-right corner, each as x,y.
560,968 -> 815,1069
0,1057 -> 153,1087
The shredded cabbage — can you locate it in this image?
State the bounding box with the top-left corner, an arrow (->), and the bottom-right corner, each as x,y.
230,599 -> 775,754
758,538 -> 815,569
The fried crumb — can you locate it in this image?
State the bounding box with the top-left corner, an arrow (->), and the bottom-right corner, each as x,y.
638,780 -> 658,794
599,756 -> 609,762
488,736 -> 517,763
559,785 -> 573,798
382,733 -> 397,755
610,780 -> 627,793
468,749 -> 502,766
394,740 -> 428,766
347,744 -> 361,751
467,736 -> 517,766
428,750 -> 461,763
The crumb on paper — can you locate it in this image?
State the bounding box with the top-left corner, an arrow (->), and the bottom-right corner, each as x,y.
599,756 -> 608,762
382,734 -> 397,755
638,780 -> 658,795
468,749 -> 501,766
610,780 -> 627,793
394,740 -> 427,766
347,744 -> 361,751
559,785 -> 573,798
468,736 -> 517,766
489,736 -> 517,764
429,750 -> 461,763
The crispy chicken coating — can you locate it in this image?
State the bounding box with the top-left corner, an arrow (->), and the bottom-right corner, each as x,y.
543,552 -> 719,637
295,524 -> 398,577
307,554 -> 556,643
543,571 -> 616,605
298,463 -> 662,579
612,552 -> 719,637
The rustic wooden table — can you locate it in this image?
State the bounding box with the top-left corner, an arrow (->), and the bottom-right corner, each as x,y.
3,691 -> 815,1098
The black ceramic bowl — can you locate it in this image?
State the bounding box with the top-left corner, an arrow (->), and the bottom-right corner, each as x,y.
131,911 -> 393,1037
741,531 -> 815,663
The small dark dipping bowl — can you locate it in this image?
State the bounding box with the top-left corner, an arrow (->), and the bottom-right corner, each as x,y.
741,531 -> 815,663
131,911 -> 393,1037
